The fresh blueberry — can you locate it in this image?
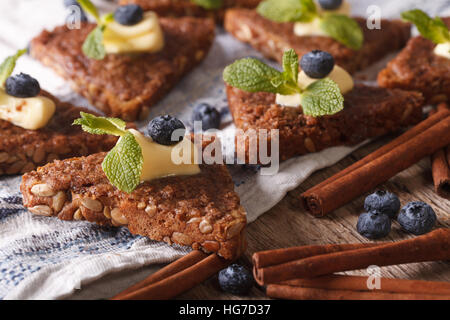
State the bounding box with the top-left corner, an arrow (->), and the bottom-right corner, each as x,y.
356,211 -> 391,239
114,4 -> 144,26
63,0 -> 80,7
146,115 -> 186,146
318,0 -> 343,10
397,202 -> 436,235
192,103 -> 221,130
5,73 -> 40,98
300,50 -> 335,79
218,264 -> 254,295
364,190 -> 400,219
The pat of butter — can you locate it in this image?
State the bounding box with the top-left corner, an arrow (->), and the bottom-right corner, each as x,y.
294,1 -> 351,37
434,42 -> 450,59
275,65 -> 353,108
0,89 -> 55,130
103,11 -> 164,54
129,129 -> 200,182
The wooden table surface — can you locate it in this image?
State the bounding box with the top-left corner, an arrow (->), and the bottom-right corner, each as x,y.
178,134 -> 450,299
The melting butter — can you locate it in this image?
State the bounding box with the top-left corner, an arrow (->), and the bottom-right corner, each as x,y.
129,129 -> 200,182
275,65 -> 354,108
0,89 -> 55,130
103,11 -> 164,54
434,42 -> 450,59
294,1 -> 351,37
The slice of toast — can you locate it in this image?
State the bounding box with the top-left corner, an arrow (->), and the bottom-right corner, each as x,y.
224,9 -> 411,74
227,85 -> 424,162
30,17 -> 215,121
119,0 -> 261,23
21,151 -> 247,260
0,91 -> 119,176
378,18 -> 450,104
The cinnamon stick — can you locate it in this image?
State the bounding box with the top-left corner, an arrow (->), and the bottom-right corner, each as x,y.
253,242 -> 379,269
254,229 -> 450,285
112,253 -> 230,300
282,274 -> 450,296
112,250 -> 207,299
431,147 -> 450,199
266,285 -> 450,300
301,113 -> 450,216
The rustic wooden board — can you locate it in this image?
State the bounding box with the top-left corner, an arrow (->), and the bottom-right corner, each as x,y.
177,134 -> 450,299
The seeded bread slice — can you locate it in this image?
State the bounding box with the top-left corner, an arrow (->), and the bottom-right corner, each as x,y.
119,0 -> 261,23
227,85 -> 424,162
224,9 -> 411,74
30,17 -> 215,121
377,17 -> 450,104
0,91 -> 119,176
20,150 -> 247,260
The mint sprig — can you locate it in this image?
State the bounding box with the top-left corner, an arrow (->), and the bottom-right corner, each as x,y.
256,0 -> 363,50
191,0 -> 222,10
401,9 -> 450,44
77,0 -> 112,60
223,49 -> 344,117
0,48 -> 27,87
73,112 -> 143,193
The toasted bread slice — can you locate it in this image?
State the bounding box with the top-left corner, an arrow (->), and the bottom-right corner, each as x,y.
21,150 -> 247,260
30,17 -> 215,121
227,85 -> 424,162
0,91 -> 119,176
224,9 -> 411,74
119,0 -> 261,23
378,18 -> 450,104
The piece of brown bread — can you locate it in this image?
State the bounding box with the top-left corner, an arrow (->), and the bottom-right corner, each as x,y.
30,17 -> 215,121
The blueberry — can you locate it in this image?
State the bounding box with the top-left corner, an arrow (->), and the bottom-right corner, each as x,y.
397,202 -> 436,235
318,0 -> 343,10
192,103 -> 221,130
63,0 -> 80,7
218,264 -> 254,295
300,50 -> 335,79
364,190 -> 400,219
147,115 -> 186,146
114,5 -> 144,26
5,73 -> 40,98
356,211 -> 391,239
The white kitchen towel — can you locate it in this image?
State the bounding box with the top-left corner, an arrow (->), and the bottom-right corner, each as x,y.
0,0 -> 448,300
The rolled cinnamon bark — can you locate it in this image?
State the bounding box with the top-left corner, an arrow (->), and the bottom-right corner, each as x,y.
253,243 -> 379,269
113,253 -> 230,300
266,285 -> 450,300
431,147 -> 450,199
255,229 -> 450,285
282,274 -> 450,296
302,114 -> 450,216
112,250 -> 207,299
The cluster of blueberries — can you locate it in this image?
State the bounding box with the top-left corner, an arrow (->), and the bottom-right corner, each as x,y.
357,190 -> 437,239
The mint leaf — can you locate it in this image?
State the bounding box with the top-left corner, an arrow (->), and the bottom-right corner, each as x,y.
77,0 -> 100,23
257,0 -> 317,23
82,25 -> 106,60
0,49 -> 27,87
102,132 -> 143,193
191,0 -> 222,10
223,58 -> 283,93
101,12 -> 115,25
282,49 -> 299,85
320,14 -> 363,50
73,112 -> 126,136
300,78 -> 344,117
402,10 -> 450,44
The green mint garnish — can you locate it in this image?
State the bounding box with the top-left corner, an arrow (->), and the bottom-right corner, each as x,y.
77,0 -> 112,60
191,0 -> 223,10
73,112 -> 143,193
402,9 -> 450,45
257,0 -> 316,23
0,48 -> 27,87
256,0 -> 363,50
320,14 -> 363,50
223,49 -> 344,117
